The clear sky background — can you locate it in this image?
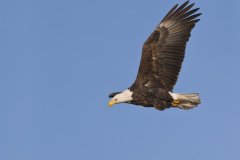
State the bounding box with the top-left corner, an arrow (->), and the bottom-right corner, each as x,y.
1,0 -> 240,160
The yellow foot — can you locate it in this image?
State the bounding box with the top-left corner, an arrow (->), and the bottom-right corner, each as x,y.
172,99 -> 181,107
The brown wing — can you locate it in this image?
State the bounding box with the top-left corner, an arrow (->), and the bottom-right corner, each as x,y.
133,1 -> 201,91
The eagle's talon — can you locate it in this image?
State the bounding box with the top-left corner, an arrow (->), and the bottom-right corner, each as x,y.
172,99 -> 181,107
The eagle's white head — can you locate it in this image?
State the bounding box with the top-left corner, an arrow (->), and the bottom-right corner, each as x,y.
108,89 -> 133,107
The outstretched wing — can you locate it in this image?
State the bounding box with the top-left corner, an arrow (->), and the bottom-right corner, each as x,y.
133,1 -> 201,91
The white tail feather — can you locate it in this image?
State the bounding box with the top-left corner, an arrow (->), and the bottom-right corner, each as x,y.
169,92 -> 201,110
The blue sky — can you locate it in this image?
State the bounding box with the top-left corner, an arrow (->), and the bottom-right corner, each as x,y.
1,0 -> 240,160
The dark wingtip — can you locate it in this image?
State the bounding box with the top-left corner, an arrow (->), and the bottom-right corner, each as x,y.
195,13 -> 202,18
181,0 -> 190,8
188,3 -> 195,9
195,8 -> 200,12
195,19 -> 201,22
188,2 -> 195,7
193,19 -> 200,23
185,0 -> 190,4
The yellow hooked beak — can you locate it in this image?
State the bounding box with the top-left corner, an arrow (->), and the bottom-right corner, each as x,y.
108,99 -> 117,107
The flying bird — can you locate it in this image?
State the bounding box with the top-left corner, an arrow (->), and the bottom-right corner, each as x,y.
108,1 -> 201,110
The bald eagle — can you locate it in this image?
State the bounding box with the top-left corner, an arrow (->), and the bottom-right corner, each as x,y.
108,1 -> 201,110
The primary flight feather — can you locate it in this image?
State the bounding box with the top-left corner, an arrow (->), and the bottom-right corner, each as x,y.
108,1 -> 201,110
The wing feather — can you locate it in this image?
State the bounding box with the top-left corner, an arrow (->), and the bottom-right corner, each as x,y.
132,1 -> 201,91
